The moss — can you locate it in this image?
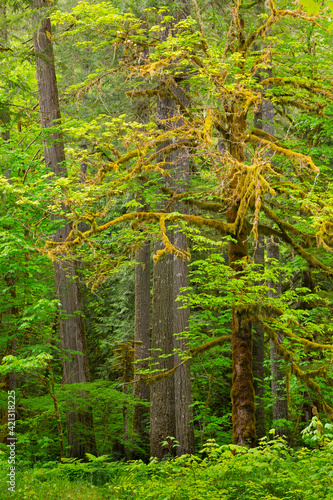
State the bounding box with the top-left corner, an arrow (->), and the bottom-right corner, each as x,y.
248,134 -> 319,173
231,308 -> 256,447
188,335 -> 231,357
264,324 -> 333,421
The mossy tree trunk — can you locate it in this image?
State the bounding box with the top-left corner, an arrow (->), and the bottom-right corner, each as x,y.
226,109 -> 256,447
32,0 -> 96,459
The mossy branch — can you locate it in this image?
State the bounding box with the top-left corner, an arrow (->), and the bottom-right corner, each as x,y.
262,206 -> 333,274
260,77 -> 333,100
47,211 -> 234,254
264,324 -> 333,420
262,205 -> 317,247
248,134 -> 319,173
265,319 -> 333,353
142,335 -> 231,385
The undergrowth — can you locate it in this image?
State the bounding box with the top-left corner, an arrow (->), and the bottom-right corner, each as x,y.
1,432 -> 333,499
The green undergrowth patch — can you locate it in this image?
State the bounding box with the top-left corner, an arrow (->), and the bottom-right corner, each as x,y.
1,436 -> 333,499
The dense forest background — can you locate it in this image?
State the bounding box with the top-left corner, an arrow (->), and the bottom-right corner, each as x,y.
0,0 -> 333,498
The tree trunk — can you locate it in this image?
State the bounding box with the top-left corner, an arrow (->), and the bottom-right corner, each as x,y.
150,239 -> 176,458
32,0 -> 96,458
250,70 -> 275,441
228,217 -> 256,447
227,113 -> 256,447
132,230 -> 150,458
267,236 -> 289,436
150,4 -> 194,458
132,44 -> 151,457
255,63 -> 289,437
150,96 -> 176,456
252,236 -> 266,440
172,99 -> 194,456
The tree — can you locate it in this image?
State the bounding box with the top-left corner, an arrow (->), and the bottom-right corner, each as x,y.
32,0 -> 96,458
48,0 -> 333,449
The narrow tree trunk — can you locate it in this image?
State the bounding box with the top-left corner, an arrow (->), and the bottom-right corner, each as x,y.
267,236 -> 289,436
251,71 -> 275,441
255,62 -> 289,437
132,45 -> 151,456
132,230 -> 150,457
32,0 -> 96,458
252,236 -> 266,440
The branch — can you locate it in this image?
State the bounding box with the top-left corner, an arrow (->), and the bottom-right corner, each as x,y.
248,134 -> 319,173
143,335 -> 231,385
264,323 -> 333,420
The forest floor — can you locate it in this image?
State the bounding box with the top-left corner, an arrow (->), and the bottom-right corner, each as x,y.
1,438 -> 333,499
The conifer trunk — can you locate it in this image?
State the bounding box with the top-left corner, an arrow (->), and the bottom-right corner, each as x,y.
250,73 -> 276,441
150,239 -> 176,458
173,142 -> 195,457
227,213 -> 256,447
32,0 -> 96,458
132,50 -> 151,455
267,237 -> 289,435
172,84 -> 194,456
255,68 -> 289,436
252,237 -> 266,440
150,91 -> 176,459
150,3 -> 194,458
132,224 -> 150,456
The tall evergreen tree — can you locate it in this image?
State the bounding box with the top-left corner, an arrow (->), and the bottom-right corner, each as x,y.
32,0 -> 96,459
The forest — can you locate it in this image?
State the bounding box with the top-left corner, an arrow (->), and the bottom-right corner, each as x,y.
0,0 -> 333,498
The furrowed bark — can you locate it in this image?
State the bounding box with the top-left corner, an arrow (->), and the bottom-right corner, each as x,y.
173,130 -> 195,457
150,238 -> 176,458
132,225 -> 150,458
132,44 -> 151,457
32,0 -> 96,459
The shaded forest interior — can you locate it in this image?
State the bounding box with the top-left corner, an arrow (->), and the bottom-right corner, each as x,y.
0,0 -> 333,493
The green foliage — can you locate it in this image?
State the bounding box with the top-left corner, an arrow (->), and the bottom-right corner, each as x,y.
1,436 -> 333,499
1,0 -> 333,483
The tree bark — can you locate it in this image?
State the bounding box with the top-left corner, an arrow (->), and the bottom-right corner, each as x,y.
132,230 -> 150,457
132,43 -> 151,456
228,215 -> 256,447
252,236 -> 266,440
150,4 -> 194,456
172,93 -> 195,456
150,239 -> 176,458
267,236 -> 289,436
227,111 -> 256,447
255,61 -> 289,436
32,0 -> 96,458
